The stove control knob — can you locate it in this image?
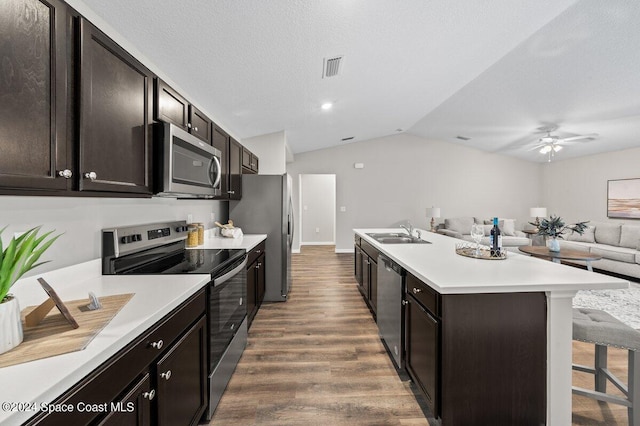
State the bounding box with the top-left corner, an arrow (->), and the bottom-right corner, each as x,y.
121,235 -> 132,244
175,226 -> 187,233
133,234 -> 142,242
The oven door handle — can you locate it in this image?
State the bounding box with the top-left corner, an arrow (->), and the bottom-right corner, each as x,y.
213,256 -> 248,287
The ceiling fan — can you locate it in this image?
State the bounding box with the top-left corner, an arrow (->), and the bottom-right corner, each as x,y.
530,130 -> 598,162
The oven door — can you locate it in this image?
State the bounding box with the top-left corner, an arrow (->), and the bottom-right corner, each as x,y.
156,123 -> 222,198
208,254 -> 247,371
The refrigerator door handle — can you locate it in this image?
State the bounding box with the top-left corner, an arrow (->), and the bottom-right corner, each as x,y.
288,197 -> 294,248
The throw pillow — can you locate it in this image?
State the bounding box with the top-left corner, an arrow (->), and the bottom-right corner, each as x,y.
566,225 -> 596,243
445,217 -> 475,235
619,225 -> 640,249
483,218 -> 516,236
594,223 -> 622,246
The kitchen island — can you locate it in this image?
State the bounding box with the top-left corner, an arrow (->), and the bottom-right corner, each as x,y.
355,228 -> 629,426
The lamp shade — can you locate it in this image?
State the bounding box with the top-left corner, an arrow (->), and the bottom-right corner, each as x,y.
427,207 -> 441,218
529,207 -> 547,218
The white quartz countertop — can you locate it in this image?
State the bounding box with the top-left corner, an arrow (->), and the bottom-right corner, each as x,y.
186,232 -> 266,251
0,260 -> 210,426
355,228 -> 629,294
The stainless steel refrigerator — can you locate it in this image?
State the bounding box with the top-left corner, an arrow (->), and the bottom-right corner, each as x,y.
229,174 -> 293,302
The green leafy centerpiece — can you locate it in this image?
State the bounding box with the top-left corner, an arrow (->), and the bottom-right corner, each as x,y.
529,216 -> 588,252
1,226 -> 60,355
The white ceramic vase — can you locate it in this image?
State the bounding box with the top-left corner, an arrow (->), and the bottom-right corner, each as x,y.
548,237 -> 560,252
0,295 -> 24,355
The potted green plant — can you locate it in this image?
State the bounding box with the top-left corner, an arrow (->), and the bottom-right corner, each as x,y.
0,226 -> 60,355
529,216 -> 588,252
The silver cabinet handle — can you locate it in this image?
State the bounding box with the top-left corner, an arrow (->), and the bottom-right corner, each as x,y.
256,249 -> 261,253
150,340 -> 163,350
160,370 -> 172,381
194,126 -> 198,132
402,300 -> 409,306
84,171 -> 97,181
187,123 -> 192,129
412,287 -> 422,294
142,389 -> 155,400
57,169 -> 73,179
228,191 -> 235,194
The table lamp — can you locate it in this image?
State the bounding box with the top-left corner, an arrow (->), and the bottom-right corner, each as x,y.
427,207 -> 441,232
530,207 -> 547,230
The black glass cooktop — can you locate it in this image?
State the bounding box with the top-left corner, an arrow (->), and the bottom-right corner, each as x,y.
110,240 -> 245,276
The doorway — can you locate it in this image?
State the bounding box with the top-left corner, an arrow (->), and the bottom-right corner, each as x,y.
299,174 -> 336,246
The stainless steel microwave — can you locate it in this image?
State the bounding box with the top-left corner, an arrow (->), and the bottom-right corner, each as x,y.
155,123 -> 222,198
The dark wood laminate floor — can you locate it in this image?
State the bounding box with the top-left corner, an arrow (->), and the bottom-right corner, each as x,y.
208,245 -> 631,425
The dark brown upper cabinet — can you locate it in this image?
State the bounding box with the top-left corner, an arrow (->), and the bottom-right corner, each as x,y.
211,124 -> 242,200
0,0 -> 72,192
78,18 -> 154,194
154,79 -> 212,144
241,147 -> 259,174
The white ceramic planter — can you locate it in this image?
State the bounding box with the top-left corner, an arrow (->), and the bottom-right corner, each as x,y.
0,295 -> 24,355
548,237 -> 561,252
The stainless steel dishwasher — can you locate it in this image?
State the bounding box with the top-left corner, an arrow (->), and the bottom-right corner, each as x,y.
377,254 -> 405,370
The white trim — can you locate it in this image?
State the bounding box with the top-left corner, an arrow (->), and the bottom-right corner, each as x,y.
300,241 -> 335,246
335,248 -> 354,254
291,248 -> 301,254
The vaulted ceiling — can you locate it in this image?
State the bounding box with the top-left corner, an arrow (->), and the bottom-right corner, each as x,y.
76,0 -> 640,163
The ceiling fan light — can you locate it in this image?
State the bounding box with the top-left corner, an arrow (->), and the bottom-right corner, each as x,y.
539,145 -> 552,154
553,145 -> 563,152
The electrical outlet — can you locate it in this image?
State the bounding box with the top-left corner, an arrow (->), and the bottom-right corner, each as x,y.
187,214 -> 193,223
210,212 -> 215,222
315,227 -> 320,233
340,206 -> 346,212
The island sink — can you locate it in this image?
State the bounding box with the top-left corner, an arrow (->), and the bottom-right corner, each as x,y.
366,232 -> 430,244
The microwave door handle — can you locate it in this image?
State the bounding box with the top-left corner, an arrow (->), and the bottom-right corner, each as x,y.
210,155 -> 222,188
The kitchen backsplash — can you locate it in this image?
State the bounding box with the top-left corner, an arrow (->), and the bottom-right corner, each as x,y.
0,196 -> 228,273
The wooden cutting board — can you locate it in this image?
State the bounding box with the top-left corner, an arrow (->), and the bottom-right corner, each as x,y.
0,293 -> 134,368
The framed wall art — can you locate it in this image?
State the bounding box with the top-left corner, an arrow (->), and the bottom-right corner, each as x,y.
607,178 -> 640,219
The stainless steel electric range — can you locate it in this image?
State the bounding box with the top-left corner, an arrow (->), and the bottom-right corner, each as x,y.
102,220 -> 247,420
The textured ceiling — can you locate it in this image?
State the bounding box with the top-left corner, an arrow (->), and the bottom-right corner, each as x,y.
74,0 -> 638,162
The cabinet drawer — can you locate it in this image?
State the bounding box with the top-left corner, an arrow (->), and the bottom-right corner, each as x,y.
360,240 -> 379,261
406,273 -> 440,317
248,241 -> 266,266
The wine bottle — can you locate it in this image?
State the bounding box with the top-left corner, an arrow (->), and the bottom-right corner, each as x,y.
490,217 -> 502,256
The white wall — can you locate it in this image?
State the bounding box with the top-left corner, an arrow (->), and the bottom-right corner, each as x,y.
0,196 -> 228,273
241,131 -> 288,174
287,133 -> 542,252
541,146 -> 640,224
300,174 -> 336,244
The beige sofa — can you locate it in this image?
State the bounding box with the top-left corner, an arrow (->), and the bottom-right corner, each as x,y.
558,222 -> 640,280
437,217 -> 531,251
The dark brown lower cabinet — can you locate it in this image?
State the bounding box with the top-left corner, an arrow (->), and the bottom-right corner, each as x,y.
247,243 -> 266,328
98,374 -> 152,426
25,289 -> 207,426
405,293 -> 440,417
403,276 -> 547,426
156,316 -> 207,426
354,236 -> 378,317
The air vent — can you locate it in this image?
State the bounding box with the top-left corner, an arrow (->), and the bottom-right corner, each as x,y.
456,135 -> 471,141
341,136 -> 354,141
323,55 -> 344,78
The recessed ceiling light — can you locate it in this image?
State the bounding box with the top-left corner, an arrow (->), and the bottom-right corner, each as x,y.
321,102 -> 333,110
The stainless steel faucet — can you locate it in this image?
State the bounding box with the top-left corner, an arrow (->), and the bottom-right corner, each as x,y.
400,222 -> 413,237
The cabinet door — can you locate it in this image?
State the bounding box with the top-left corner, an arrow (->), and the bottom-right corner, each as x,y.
354,245 -> 363,286
369,258 -> 377,314
78,18 -> 153,194
405,295 -> 439,417
246,261 -> 257,326
188,105 -> 211,143
242,146 -> 252,170
362,255 -> 370,300
251,154 -> 259,173
211,124 -> 229,198
256,253 -> 266,306
156,316 -> 207,426
98,373 -> 152,426
228,138 -> 242,199
154,79 -> 188,129
0,0 -> 71,191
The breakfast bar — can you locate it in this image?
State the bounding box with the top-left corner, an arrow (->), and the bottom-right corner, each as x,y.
355,228 -> 629,425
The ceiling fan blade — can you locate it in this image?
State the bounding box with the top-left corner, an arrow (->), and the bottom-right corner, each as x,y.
560,133 -> 599,142
528,143 -> 547,151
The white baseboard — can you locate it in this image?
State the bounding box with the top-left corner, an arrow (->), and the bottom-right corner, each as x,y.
299,241 -> 335,246
291,248 -> 301,254
335,248 -> 354,254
